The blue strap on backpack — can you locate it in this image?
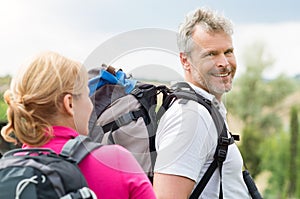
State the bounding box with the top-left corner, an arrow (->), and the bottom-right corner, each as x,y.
88,64 -> 137,96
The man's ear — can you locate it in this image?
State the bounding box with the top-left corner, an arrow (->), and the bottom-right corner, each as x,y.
63,94 -> 74,116
179,52 -> 191,71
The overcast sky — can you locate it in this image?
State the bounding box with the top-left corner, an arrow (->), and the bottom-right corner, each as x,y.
1,0 -> 299,80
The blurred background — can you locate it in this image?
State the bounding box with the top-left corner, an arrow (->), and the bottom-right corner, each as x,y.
1,1 -> 300,198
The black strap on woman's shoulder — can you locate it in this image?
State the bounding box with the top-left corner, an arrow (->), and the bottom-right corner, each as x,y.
60,135 -> 102,164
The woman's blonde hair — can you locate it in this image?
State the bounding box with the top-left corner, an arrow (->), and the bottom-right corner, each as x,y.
1,51 -> 88,146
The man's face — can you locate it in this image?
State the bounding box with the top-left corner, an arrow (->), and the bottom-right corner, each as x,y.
187,26 -> 237,98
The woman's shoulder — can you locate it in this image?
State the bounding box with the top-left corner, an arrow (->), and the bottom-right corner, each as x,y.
94,144 -> 132,157
81,144 -> 156,199
88,144 -> 144,173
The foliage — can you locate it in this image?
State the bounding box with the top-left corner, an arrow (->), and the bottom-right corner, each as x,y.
0,75 -> 10,122
0,93 -> 8,122
288,106 -> 299,198
259,109 -> 300,199
226,42 -> 297,178
0,75 -> 11,85
239,126 -> 262,177
0,76 -> 10,156
260,130 -> 290,199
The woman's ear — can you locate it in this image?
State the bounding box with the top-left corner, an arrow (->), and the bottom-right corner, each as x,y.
179,52 -> 191,71
63,94 -> 74,116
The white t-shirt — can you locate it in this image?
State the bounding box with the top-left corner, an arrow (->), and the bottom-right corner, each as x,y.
154,83 -> 250,199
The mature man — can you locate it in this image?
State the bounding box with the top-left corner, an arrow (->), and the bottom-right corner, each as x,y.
153,8 -> 251,199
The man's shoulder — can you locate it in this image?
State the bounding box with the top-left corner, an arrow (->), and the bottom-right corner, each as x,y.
164,98 -> 211,119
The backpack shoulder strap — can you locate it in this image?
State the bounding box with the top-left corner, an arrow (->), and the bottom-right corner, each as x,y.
164,82 -> 237,199
60,135 -> 102,164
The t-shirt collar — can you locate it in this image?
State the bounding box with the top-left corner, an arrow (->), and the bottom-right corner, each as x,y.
187,82 -> 227,119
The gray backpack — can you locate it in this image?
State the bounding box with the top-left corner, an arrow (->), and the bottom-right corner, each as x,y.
88,65 -> 171,181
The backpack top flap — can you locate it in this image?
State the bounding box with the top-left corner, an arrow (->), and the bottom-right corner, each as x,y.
88,65 -> 137,97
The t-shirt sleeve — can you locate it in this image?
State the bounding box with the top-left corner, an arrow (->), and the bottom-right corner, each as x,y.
154,100 -> 217,182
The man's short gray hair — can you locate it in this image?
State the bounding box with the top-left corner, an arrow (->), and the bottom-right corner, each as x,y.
177,7 -> 234,54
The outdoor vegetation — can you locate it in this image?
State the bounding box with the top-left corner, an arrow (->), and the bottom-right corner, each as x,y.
226,42 -> 300,199
0,75 -> 10,122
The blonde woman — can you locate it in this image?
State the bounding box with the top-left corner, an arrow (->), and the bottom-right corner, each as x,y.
1,51 -> 156,199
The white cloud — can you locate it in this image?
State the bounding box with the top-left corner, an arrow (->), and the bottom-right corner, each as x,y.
234,22 -> 300,78
0,1 -> 111,76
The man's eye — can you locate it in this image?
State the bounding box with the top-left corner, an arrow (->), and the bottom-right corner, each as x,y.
225,49 -> 234,55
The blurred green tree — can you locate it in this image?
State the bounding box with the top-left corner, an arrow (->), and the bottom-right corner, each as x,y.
288,106 -> 298,198
226,42 -> 297,178
260,130 -> 289,199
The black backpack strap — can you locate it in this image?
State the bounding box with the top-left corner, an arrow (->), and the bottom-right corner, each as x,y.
165,82 -> 238,199
157,82 -> 210,121
60,136 -> 100,199
60,135 -> 102,164
131,84 -> 166,182
189,115 -> 234,199
102,109 -> 145,133
189,160 -> 218,199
